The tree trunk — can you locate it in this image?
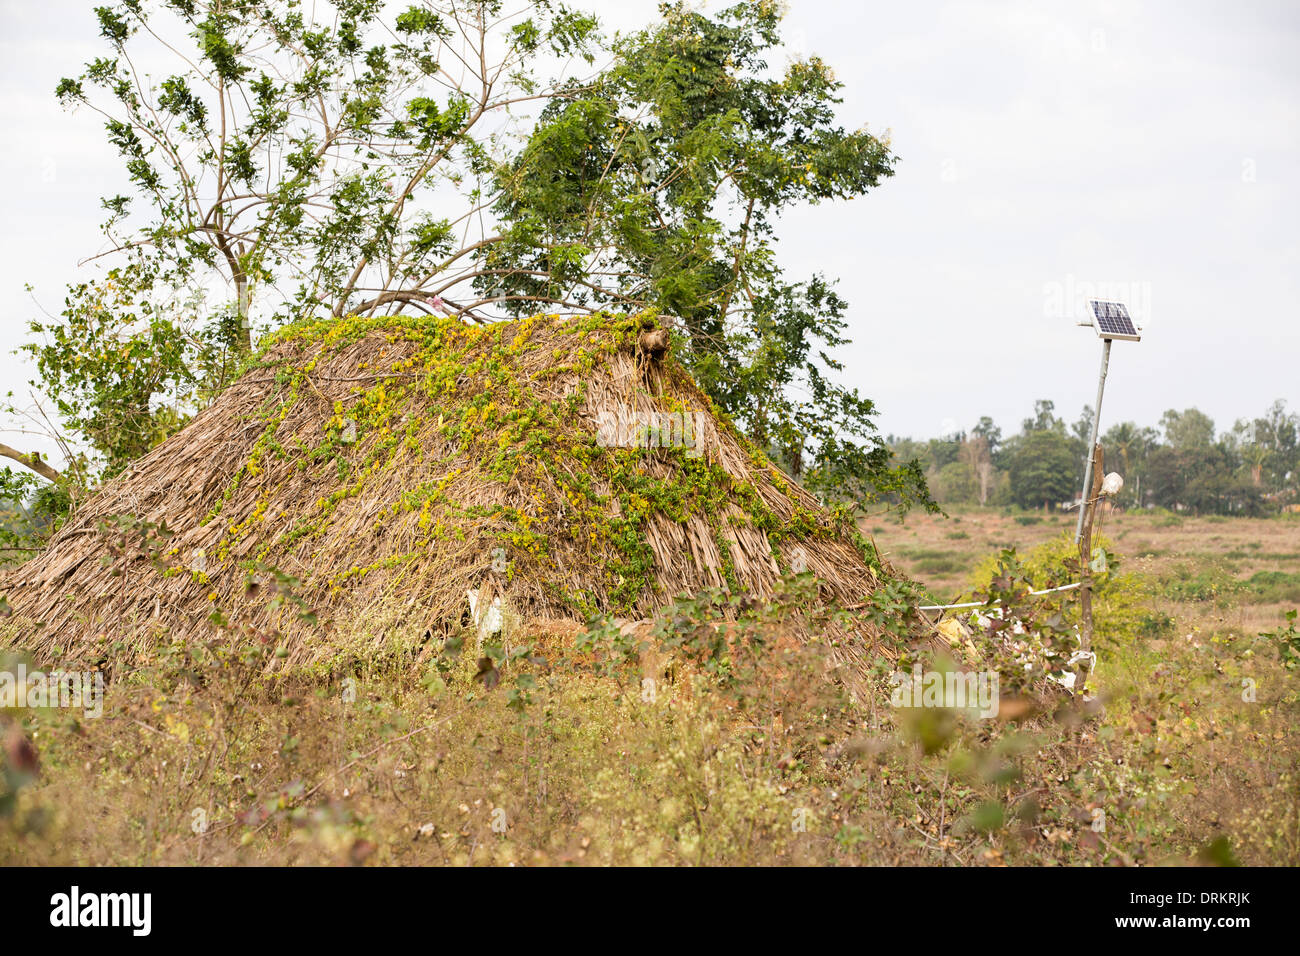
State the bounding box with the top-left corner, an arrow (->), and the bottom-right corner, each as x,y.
235,275 -> 252,352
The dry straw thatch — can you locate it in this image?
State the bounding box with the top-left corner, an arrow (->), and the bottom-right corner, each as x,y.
1,311 -> 905,678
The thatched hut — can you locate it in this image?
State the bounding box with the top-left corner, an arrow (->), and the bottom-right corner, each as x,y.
0,312 -> 903,677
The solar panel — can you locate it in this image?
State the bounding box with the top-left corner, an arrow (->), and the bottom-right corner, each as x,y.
1089,300 -> 1140,341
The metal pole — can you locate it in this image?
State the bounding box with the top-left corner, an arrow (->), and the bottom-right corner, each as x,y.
1075,337 -> 1113,543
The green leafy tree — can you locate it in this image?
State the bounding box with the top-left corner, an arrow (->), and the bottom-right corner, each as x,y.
53,0 -> 602,346
19,262 -> 239,479
1022,399 -> 1066,436
1160,407 -> 1215,451
972,416 -> 1002,457
1146,444 -> 1262,515
1008,430 -> 1076,511
1071,404 -> 1094,445
1101,420 -> 1158,506
1230,399 -> 1298,493
0,480 -> 69,561
933,459 -> 977,506
482,1 -> 931,509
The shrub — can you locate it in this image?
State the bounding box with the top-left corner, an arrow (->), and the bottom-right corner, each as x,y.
1246,572 -> 1300,604
1160,564 -> 1242,605
1259,610 -> 1299,669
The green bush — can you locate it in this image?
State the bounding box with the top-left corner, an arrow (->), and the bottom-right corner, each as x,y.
965,532 -> 1161,649
915,555 -> 966,575
1161,564 -> 1243,604
1136,610 -> 1176,638
1259,610 -> 1300,669
1246,571 -> 1300,604
1151,509 -> 1183,528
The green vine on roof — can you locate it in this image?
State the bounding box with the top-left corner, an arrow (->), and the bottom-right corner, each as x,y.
199,312 -> 850,615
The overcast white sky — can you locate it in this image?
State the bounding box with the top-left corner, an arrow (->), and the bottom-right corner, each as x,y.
1,0 -> 1297,464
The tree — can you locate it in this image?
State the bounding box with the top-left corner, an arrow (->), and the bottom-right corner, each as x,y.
1022,399 -> 1065,436
933,459 -> 977,505
958,433 -> 994,505
17,264 -> 237,480
8,0 -> 933,516
1102,420 -> 1158,507
1160,407 -> 1215,451
926,435 -> 963,471
1008,430 -> 1076,511
1230,400 -> 1299,493
484,1 -> 927,506
1145,444 -> 1255,515
1072,404 -> 1094,445
972,416 -> 1002,456
7,0 -> 598,491
53,0 -> 602,348
1232,425 -> 1270,488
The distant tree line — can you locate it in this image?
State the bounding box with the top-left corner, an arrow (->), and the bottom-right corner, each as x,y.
888,399 -> 1299,516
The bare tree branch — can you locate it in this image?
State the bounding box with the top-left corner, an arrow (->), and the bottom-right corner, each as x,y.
0,444 -> 60,482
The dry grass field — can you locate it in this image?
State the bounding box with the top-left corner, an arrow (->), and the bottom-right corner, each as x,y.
3,507 -> 1297,866
869,507 -> 1300,636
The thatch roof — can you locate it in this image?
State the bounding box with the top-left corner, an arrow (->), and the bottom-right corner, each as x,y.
1,311 -> 903,677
